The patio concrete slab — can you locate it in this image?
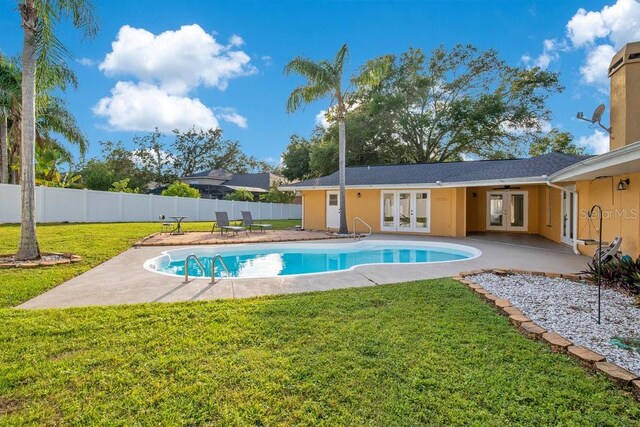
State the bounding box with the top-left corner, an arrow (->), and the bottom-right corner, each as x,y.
18,234 -> 590,310
136,229 -> 345,246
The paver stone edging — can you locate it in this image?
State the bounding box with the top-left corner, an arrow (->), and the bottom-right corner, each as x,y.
453,268 -> 640,401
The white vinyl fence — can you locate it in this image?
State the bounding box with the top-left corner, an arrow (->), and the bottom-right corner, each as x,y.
0,184 -> 301,224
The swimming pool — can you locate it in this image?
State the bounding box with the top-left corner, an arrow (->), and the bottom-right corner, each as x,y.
144,240 -> 481,279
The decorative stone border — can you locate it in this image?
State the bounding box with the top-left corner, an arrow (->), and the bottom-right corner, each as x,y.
0,253 -> 82,269
453,268 -> 640,401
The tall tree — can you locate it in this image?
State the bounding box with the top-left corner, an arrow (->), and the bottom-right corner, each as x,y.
351,45 -> 563,162
16,0 -> 98,260
285,44 -> 350,234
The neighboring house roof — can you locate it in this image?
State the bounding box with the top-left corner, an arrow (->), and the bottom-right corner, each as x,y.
184,169 -> 233,180
283,152 -> 591,189
225,172 -> 281,190
181,170 -> 283,191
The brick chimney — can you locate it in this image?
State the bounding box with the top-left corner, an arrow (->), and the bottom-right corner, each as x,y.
609,41 -> 640,150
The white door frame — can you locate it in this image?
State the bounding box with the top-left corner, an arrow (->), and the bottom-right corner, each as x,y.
486,190 -> 528,231
326,191 -> 340,229
561,185 -> 576,245
380,190 -> 430,232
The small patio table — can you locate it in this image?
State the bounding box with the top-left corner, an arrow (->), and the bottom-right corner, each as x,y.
169,216 -> 187,235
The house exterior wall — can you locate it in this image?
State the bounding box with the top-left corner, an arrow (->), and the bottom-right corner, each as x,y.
536,186 -> 563,243
301,187 -> 466,237
574,171 -> 640,257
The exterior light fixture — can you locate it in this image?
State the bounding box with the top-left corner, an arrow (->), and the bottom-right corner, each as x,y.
357,192 -> 362,198
617,178 -> 630,191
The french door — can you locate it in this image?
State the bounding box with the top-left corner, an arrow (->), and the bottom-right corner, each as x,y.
486,191 -> 528,231
381,190 -> 430,232
561,187 -> 576,245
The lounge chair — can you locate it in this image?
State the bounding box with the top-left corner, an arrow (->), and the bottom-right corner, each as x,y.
594,236 -> 623,263
241,211 -> 272,232
212,211 -> 247,236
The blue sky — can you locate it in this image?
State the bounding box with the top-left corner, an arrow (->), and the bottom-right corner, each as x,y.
1,0 -> 639,166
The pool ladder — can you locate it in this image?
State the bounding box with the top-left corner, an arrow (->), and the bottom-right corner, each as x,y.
184,253 -> 230,283
352,216 -> 372,240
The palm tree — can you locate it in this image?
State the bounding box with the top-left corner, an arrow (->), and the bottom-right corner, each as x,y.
285,44 -> 350,234
0,56 -> 21,184
16,0 -> 98,260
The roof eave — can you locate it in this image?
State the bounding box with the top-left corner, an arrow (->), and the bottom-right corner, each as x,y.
281,176 -> 548,191
550,141 -> 640,182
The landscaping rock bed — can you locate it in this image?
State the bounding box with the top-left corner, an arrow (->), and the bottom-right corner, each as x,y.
469,273 -> 640,377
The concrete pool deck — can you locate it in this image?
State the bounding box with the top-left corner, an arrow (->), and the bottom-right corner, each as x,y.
18,234 -> 590,309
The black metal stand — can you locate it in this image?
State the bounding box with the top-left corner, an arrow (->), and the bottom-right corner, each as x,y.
588,205 -> 603,324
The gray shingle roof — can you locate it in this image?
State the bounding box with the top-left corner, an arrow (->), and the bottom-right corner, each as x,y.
290,152 -> 591,188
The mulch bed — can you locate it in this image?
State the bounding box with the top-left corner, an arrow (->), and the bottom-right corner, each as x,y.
0,252 -> 81,269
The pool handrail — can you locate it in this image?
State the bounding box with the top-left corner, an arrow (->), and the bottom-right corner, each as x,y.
352,217 -> 372,240
184,253 -> 209,283
211,254 -> 230,282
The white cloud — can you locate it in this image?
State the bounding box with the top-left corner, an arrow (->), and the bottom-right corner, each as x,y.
580,44 -> 617,90
216,108 -> 248,128
95,25 -> 254,132
526,0 -> 640,88
77,57 -> 95,66
315,110 -> 330,129
228,34 -> 244,47
261,55 -> 273,66
522,39 -> 566,69
93,81 -> 219,132
577,129 -> 610,154
99,24 -> 256,95
567,0 -> 640,48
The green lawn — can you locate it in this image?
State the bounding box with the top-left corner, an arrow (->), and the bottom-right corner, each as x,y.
0,222 -> 638,425
0,220 -> 300,308
1,281 -> 639,425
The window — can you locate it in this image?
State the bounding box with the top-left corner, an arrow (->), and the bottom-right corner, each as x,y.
328,194 -> 338,206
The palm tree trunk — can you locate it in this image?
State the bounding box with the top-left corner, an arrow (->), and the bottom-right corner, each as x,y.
0,115 -> 7,184
338,117 -> 348,234
16,0 -> 40,260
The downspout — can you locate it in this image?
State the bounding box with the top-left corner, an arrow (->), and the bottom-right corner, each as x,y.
545,178 -> 580,255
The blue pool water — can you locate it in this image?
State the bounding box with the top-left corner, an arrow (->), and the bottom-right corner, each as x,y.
146,241 -> 480,279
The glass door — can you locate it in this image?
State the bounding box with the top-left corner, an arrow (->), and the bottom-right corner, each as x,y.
561,188 -> 576,245
486,191 -> 528,231
380,191 -> 430,232
398,192 -> 412,230
487,193 -> 505,229
381,192 -> 396,232
413,192 -> 429,231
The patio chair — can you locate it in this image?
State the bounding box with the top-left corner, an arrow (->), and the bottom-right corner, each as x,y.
241,211 -> 272,232
212,211 -> 247,236
159,215 -> 173,233
593,236 -> 623,263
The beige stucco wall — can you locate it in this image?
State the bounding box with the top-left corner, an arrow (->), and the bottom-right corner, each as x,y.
301,187 -> 466,237
574,172 -> 640,257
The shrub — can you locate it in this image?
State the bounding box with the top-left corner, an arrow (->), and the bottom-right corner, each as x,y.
109,178 -> 140,193
583,256 -> 640,295
224,188 -> 254,201
161,181 -> 200,198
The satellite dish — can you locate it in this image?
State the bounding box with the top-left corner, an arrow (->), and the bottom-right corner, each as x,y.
591,104 -> 606,123
576,103 -> 611,134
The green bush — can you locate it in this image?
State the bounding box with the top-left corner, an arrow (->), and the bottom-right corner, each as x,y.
161,181 -> 200,198
583,256 -> 640,295
224,188 -> 254,201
